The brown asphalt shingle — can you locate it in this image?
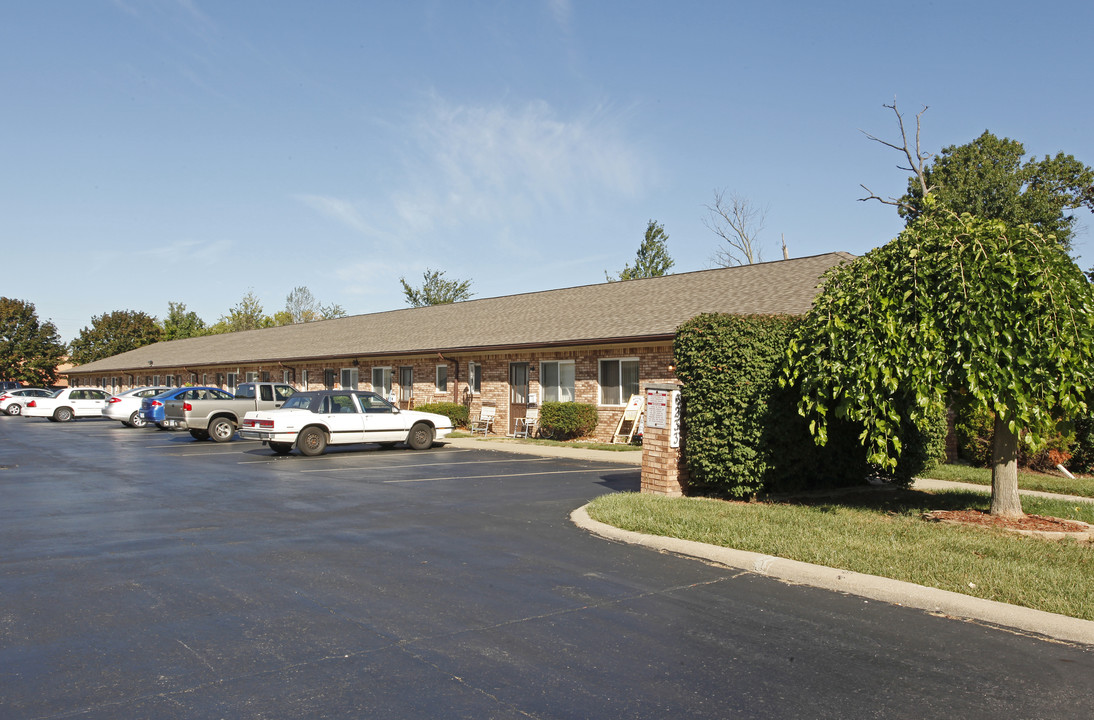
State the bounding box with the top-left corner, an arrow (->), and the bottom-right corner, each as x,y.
68,252 -> 852,374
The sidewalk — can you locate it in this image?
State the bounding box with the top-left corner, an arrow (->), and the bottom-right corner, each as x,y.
446,435 -> 1094,647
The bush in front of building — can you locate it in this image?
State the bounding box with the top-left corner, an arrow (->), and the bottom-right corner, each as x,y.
673,313 -> 945,498
415,402 -> 471,429
539,402 -> 598,440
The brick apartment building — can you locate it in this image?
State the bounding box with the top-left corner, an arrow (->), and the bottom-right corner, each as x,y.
65,253 -> 851,441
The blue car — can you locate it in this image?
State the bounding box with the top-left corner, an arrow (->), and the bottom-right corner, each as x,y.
139,387 -> 233,428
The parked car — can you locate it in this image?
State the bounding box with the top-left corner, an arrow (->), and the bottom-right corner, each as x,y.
23,387 -> 111,422
101,386 -> 171,427
163,382 -> 295,442
240,390 -> 453,456
0,388 -> 56,416
140,387 -> 234,429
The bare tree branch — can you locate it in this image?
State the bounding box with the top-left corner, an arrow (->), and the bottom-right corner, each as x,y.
703,190 -> 767,266
858,101 -> 933,209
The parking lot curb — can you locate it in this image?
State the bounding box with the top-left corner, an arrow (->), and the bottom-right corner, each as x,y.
571,505 -> 1094,648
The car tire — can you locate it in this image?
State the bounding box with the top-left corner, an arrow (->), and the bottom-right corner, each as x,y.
129,411 -> 147,428
208,417 -> 236,443
6,404 -> 22,416
54,407 -> 74,422
407,423 -> 434,451
269,442 -> 293,455
189,429 -> 210,441
297,427 -> 327,456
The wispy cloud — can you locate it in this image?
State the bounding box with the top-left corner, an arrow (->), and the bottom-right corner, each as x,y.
295,194 -> 383,238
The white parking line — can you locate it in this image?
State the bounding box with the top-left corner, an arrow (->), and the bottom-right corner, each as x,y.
384,468 -> 620,482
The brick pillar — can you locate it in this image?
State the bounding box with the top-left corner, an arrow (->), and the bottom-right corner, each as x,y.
640,383 -> 689,496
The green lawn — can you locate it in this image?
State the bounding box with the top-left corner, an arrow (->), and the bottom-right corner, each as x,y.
920,463 -> 1094,498
586,488 -> 1094,620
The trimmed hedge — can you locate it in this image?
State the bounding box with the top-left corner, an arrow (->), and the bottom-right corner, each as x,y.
673,313 -> 946,498
539,402 -> 598,440
415,402 -> 470,429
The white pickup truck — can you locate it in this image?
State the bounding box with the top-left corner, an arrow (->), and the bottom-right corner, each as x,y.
163,382 -> 296,442
240,389 -> 453,456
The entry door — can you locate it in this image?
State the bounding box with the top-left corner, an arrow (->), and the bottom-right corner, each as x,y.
509,362 -> 529,435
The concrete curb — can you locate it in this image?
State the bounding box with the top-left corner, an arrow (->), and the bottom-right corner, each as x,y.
571,505 -> 1094,647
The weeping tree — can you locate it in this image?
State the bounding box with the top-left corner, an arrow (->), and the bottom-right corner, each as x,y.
787,198 -> 1094,517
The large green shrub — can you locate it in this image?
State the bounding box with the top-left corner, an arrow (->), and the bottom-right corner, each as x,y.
953,397 -> 1074,471
415,402 -> 470,428
539,402 -> 598,440
673,313 -> 945,498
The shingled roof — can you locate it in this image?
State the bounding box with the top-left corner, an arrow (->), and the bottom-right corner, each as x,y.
69,252 -> 853,374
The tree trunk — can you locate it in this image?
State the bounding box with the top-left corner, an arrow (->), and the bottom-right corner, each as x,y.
990,414 -> 1024,518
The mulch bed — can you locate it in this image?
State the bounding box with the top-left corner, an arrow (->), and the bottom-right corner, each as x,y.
925,509 -> 1092,536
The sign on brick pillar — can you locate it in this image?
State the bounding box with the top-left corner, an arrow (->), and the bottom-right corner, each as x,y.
640,383 -> 688,496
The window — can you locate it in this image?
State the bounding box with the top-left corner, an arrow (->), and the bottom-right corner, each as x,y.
201,374 -> 208,386
227,373 -> 238,392
540,361 -> 575,403
436,365 -> 448,393
324,369 -> 335,389
468,362 -> 482,394
399,366 -> 413,405
341,367 -> 359,390
165,375 -> 176,388
245,372 -> 258,383
283,369 -> 295,385
302,369 -> 310,391
152,375 -> 161,386
190,374 -> 197,386
216,373 -> 225,388
261,371 -> 270,383
599,359 -> 639,406
372,367 -> 392,398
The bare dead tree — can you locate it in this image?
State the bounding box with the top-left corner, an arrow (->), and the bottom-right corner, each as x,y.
704,190 -> 767,266
859,101 -> 932,210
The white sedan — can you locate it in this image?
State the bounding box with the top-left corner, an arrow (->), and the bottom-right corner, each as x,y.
240,390 -> 453,456
0,388 -> 56,416
102,386 -> 171,427
23,387 -> 112,422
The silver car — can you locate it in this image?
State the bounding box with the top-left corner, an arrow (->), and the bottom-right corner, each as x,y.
102,386 -> 171,427
0,388 -> 56,416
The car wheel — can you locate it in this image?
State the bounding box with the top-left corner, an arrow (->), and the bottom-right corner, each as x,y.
208,417 -> 236,443
189,429 -> 210,441
129,411 -> 147,428
407,423 -> 434,451
54,407 -> 74,423
297,427 -> 327,456
6,404 -> 22,416
269,442 -> 293,455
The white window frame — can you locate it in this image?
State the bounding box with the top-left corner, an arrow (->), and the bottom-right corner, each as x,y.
372,366 -> 392,397
227,372 -> 239,392
302,369 -> 310,391
435,365 -> 448,393
245,372 -> 259,383
539,360 -> 575,403
468,362 -> 482,395
598,358 -> 639,407
341,367 -> 359,390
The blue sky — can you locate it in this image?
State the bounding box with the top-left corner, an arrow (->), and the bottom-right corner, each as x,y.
4,1 -> 1092,342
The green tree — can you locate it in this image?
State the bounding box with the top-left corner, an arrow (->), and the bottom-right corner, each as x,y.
898,131 -> 1094,252
786,199 -> 1094,518
161,301 -> 208,340
0,297 -> 67,386
209,291 -> 273,334
69,310 -> 162,365
274,286 -> 347,325
607,220 -> 675,281
399,269 -> 473,307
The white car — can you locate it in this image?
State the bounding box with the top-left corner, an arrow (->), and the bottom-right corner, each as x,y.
102,386 -> 171,427
23,387 -> 112,422
0,388 -> 56,416
240,390 -> 453,456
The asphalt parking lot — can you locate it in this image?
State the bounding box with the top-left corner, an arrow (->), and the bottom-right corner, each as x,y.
2,417 -> 1093,719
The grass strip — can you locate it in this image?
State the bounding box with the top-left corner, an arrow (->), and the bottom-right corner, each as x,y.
586,489 -> 1094,621
921,463 -> 1094,498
